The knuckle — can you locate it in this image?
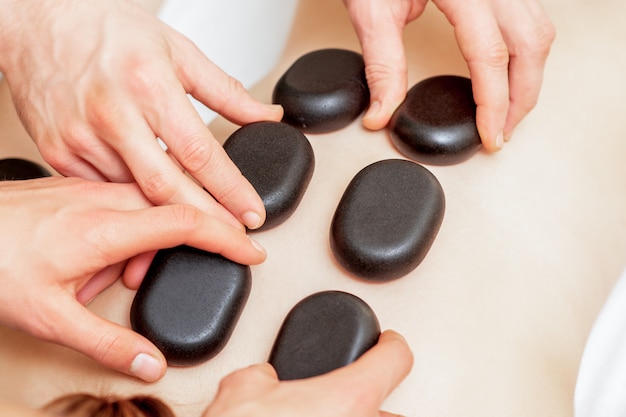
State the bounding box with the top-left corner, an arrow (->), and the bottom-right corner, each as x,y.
179,137 -> 214,175
215,77 -> 247,112
123,55 -> 164,98
140,171 -> 176,205
482,40 -> 510,69
42,123 -> 89,167
511,20 -> 556,63
92,330 -> 122,365
528,21 -> 557,60
40,145 -> 69,172
223,76 -> 246,96
168,204 -> 203,231
85,98 -> 117,130
365,62 -> 405,87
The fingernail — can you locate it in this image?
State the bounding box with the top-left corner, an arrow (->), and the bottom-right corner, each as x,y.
130,353 -> 163,382
504,130 -> 513,142
249,236 -> 266,255
242,211 -> 263,230
269,104 -> 283,111
381,329 -> 408,344
495,130 -> 504,150
267,104 -> 285,120
363,100 -> 381,120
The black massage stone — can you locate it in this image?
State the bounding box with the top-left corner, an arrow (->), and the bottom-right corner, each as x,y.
268,291 -> 380,380
130,246 -> 251,366
0,158 -> 51,180
223,121 -> 314,231
272,48 -> 370,133
388,75 -> 482,165
330,159 -> 445,281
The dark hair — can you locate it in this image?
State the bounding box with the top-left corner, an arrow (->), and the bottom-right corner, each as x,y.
43,393 -> 175,417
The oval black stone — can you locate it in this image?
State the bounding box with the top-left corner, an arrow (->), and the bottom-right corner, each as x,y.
272,48 -> 370,133
0,158 -> 51,180
130,246 -> 251,366
330,159 -> 445,281
223,121 -> 315,231
388,75 -> 482,165
268,291 -> 380,380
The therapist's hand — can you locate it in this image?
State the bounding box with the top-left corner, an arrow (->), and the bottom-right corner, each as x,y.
344,0 -> 555,151
0,0 -> 282,229
0,177 -> 266,382
203,330 -> 413,417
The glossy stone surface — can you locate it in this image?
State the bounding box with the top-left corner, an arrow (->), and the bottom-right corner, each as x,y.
330,159 -> 445,281
272,48 -> 370,133
268,291 -> 380,380
130,246 -> 251,366
223,121 -> 315,231
0,158 -> 51,180
389,75 -> 482,165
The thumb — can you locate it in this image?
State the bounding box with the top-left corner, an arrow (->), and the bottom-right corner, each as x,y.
45,297 -> 166,382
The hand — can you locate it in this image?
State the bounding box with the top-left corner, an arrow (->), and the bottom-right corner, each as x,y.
344,0 -> 556,151
203,330 -> 413,417
0,0 -> 283,229
0,177 -> 266,382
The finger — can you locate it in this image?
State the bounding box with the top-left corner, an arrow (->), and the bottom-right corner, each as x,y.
495,2 -> 555,139
345,1 -> 418,130
106,106 -> 244,229
76,262 -> 127,305
1,176 -> 151,212
140,74 -> 266,230
169,29 -> 283,125
75,140 -> 134,183
91,204 -> 267,267
35,120 -> 103,181
43,296 -> 166,382
502,54 -> 543,141
46,151 -> 108,182
94,182 -> 153,209
44,115 -> 132,182
442,1 -> 509,151
122,251 -> 158,290
324,330 -> 413,407
217,363 -> 279,400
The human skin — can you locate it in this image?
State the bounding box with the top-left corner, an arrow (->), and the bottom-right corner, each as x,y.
202,330 -> 413,417
343,0 -> 556,151
0,0 -> 283,230
0,330 -> 411,417
0,177 -> 266,383
1,0 -> 625,416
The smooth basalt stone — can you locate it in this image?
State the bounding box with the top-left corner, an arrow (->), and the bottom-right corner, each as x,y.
223,121 -> 314,231
130,245 -> 251,366
0,158 -> 51,180
388,75 -> 482,165
268,291 -> 380,380
272,48 -> 370,133
330,159 -> 445,281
